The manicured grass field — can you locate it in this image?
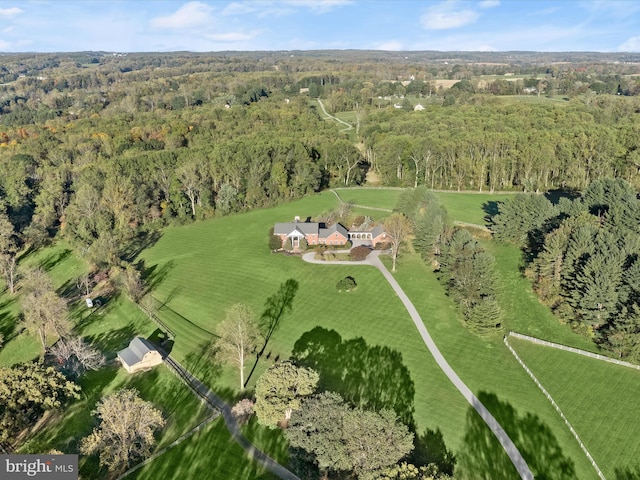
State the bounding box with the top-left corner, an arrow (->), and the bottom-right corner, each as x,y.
433,191 -> 517,225
333,187 -> 402,210
330,187 -> 518,226
510,338 -> 640,479
140,190 -> 604,479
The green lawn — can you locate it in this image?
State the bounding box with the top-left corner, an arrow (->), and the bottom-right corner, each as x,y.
433,191 -> 517,226
329,187 -> 518,226
510,338 -> 640,479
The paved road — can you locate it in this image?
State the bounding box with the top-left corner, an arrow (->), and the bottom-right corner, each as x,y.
164,356 -> 300,480
302,250 -> 534,480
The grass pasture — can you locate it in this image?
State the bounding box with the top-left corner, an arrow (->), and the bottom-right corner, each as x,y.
510,338 -> 640,479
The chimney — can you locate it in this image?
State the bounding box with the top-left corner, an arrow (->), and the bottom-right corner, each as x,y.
294,216 -> 300,222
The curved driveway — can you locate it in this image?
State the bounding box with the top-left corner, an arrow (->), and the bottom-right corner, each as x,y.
302,250 -> 534,480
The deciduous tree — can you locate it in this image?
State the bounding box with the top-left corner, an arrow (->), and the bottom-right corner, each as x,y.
384,213 -> 412,272
254,361 -> 318,428
80,388 -> 165,473
214,303 -> 262,390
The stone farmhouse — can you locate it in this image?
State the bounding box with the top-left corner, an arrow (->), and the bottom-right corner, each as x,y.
117,337 -> 163,374
274,217 -> 390,249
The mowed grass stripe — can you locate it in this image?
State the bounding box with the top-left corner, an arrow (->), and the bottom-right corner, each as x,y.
511,338 -> 640,478
141,193 -> 476,459
390,253 -> 599,480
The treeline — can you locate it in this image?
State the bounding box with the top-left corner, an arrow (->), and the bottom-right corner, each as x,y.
397,188 -> 502,335
363,99 -> 640,192
492,179 -> 640,361
0,96 -> 365,270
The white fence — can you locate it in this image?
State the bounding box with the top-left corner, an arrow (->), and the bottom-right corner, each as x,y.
503,334 -> 607,480
508,331 -> 640,371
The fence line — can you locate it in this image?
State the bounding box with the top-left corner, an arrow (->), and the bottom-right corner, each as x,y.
116,413 -> 219,480
503,335 -> 606,480
508,332 -> 640,371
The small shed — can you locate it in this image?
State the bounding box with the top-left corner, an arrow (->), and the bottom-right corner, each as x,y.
117,337 -> 163,374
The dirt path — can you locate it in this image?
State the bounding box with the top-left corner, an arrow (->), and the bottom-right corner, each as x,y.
302,251 -> 534,480
316,98 -> 352,132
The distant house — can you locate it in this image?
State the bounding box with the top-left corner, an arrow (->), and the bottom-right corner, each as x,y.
117,337 -> 163,374
273,218 -> 390,249
414,104 -> 425,111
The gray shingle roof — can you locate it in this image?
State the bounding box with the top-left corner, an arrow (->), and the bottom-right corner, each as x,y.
273,222 -> 319,236
117,337 -> 158,367
318,223 -> 349,239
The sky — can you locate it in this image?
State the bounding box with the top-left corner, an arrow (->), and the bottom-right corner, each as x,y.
0,0 -> 639,53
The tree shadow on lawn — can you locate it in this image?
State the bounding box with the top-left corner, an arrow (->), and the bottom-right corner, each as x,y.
245,279 -> 299,387
131,419 -> 277,480
39,248 -> 72,272
615,465 -> 640,479
140,260 -> 175,292
0,296 -> 19,342
457,391 -> 575,480
291,326 -> 416,428
84,324 -> 137,360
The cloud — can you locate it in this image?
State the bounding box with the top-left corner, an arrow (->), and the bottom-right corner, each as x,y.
150,2 -> 214,29
221,2 -> 257,16
285,0 -> 352,13
0,40 -> 11,50
376,40 -> 403,51
619,35 -> 640,51
421,2 -> 480,30
479,0 -> 500,8
0,7 -> 23,17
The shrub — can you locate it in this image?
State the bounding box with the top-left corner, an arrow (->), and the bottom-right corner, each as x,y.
375,241 -> 392,250
269,235 -> 282,252
336,276 -> 357,292
299,238 -> 308,251
350,246 -> 371,261
284,238 -> 293,251
231,399 -> 255,425
345,240 -> 353,249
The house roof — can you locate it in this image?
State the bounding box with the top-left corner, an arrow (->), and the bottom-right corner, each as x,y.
274,222 -> 319,236
371,225 -> 385,238
117,337 -> 158,367
319,223 -> 349,239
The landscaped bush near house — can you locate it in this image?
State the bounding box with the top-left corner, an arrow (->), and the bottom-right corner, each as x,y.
350,246 -> 371,261
345,240 -> 353,249
375,242 -> 391,250
284,238 -> 293,251
336,276 -> 357,292
299,238 -> 308,251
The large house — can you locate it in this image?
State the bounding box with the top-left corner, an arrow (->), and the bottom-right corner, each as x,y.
117,337 -> 163,374
273,218 -> 389,249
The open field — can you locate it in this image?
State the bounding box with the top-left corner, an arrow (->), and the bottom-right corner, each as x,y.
140,190 -> 608,478
510,337 -> 640,479
2,188 -> 636,478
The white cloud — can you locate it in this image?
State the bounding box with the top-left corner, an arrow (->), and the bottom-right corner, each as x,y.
421,3 -> 480,30
285,0 -> 352,13
0,39 -> 11,50
0,7 -> 23,17
619,36 -> 640,51
479,0 -> 500,8
150,2 -> 214,29
376,40 -> 403,51
221,2 -> 257,16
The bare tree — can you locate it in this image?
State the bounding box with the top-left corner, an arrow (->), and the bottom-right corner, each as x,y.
50,336 -> 105,378
80,388 -> 165,472
214,303 -> 262,390
384,213 -> 413,272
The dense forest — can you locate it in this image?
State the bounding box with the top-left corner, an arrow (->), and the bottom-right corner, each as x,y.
1,50 -> 640,290
493,179 -> 640,361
